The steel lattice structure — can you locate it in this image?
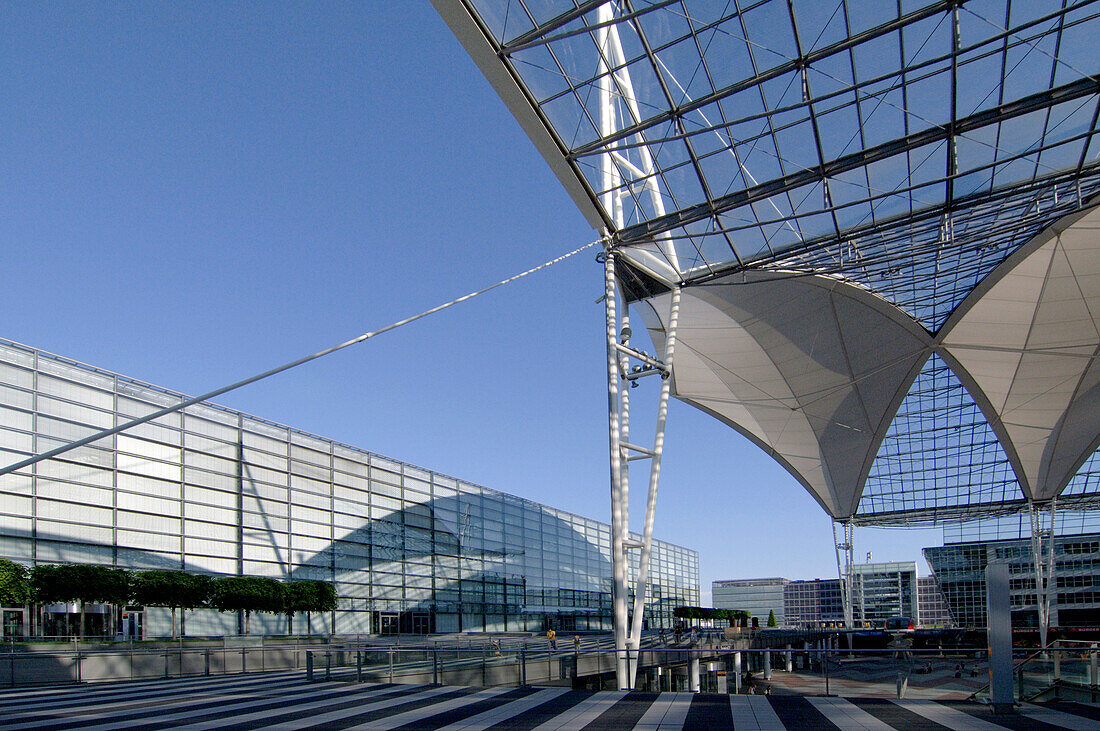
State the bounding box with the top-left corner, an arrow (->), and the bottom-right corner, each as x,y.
437,0 -> 1100,686
439,0 -> 1100,523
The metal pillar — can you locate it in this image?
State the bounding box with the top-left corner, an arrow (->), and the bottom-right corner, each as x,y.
833,520 -> 855,629
689,656 -> 701,692
987,563 -> 1015,714
604,251 -> 630,690
596,0 -> 682,691
733,652 -> 742,693
627,287 -> 681,682
1029,499 -> 1058,649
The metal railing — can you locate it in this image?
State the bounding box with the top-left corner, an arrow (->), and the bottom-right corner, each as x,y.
0,631 -> 1003,700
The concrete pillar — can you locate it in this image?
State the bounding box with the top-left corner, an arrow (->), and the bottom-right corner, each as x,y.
784,644 -> 792,672
763,650 -> 771,680
690,656 -> 701,692
733,652 -> 742,693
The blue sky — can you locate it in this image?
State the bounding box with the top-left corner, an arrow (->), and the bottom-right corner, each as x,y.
0,2 -> 944,602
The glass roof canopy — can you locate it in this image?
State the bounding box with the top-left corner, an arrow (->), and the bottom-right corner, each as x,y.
437,0 -> 1100,526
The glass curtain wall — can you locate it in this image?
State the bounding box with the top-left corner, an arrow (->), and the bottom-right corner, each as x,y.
0,339 -> 699,636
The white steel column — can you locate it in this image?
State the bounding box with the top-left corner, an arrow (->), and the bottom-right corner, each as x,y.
627,287 -> 681,685
604,250 -> 630,690
833,521 -> 854,629
597,0 -> 681,692
1030,500 -> 1058,649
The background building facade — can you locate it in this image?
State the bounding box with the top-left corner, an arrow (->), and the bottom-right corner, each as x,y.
712,577 -> 787,626
715,563 -> 944,629
784,579 -> 844,628
850,561 -> 918,627
917,576 -> 954,627
0,339 -> 699,636
925,533 -> 1100,629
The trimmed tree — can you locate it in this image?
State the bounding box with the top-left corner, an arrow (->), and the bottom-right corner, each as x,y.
0,559 -> 31,608
132,570 -> 211,639
284,580 -> 337,636
32,564 -> 80,636
767,609 -> 777,627
31,564 -> 129,638
75,565 -> 130,639
210,577 -> 285,635
0,559 -> 32,634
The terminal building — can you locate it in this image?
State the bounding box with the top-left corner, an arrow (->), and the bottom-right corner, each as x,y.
0,339 -> 699,637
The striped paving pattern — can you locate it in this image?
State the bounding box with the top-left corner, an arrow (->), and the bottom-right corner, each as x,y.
2,672 -> 1099,730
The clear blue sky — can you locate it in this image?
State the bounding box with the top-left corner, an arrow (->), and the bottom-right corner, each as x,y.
0,2 -> 943,602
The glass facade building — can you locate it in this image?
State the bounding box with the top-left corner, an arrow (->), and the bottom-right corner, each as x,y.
784,579 -> 844,629
0,339 -> 699,636
925,534 -> 1100,629
917,576 -> 954,628
851,562 -> 918,627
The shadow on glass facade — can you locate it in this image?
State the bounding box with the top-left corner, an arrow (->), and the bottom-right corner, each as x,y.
0,339 -> 699,636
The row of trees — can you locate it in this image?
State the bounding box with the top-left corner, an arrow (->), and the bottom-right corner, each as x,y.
673,606 -> 752,624
0,559 -> 336,638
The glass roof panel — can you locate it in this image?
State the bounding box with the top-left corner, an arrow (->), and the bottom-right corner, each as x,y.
444,0 -> 1100,526
856,353 -> 1025,524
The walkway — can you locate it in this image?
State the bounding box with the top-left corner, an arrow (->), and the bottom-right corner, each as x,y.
2,671 -> 1099,729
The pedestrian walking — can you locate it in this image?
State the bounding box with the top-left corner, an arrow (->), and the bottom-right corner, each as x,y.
547,628 -> 557,650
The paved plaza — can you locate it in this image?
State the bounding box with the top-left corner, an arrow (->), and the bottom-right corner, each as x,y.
3,670 -> 1100,729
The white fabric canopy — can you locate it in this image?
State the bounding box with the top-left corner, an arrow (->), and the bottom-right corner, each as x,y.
941,205 -> 1100,502
639,272 -> 931,519
639,205 -> 1100,519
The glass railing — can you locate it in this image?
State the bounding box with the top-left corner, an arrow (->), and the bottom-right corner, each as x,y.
970,641 -> 1100,703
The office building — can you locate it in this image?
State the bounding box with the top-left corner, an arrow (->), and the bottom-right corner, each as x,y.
712,577 -> 787,625
850,561 -> 918,627
0,339 -> 699,637
784,579 -> 844,628
716,561 -> 942,629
